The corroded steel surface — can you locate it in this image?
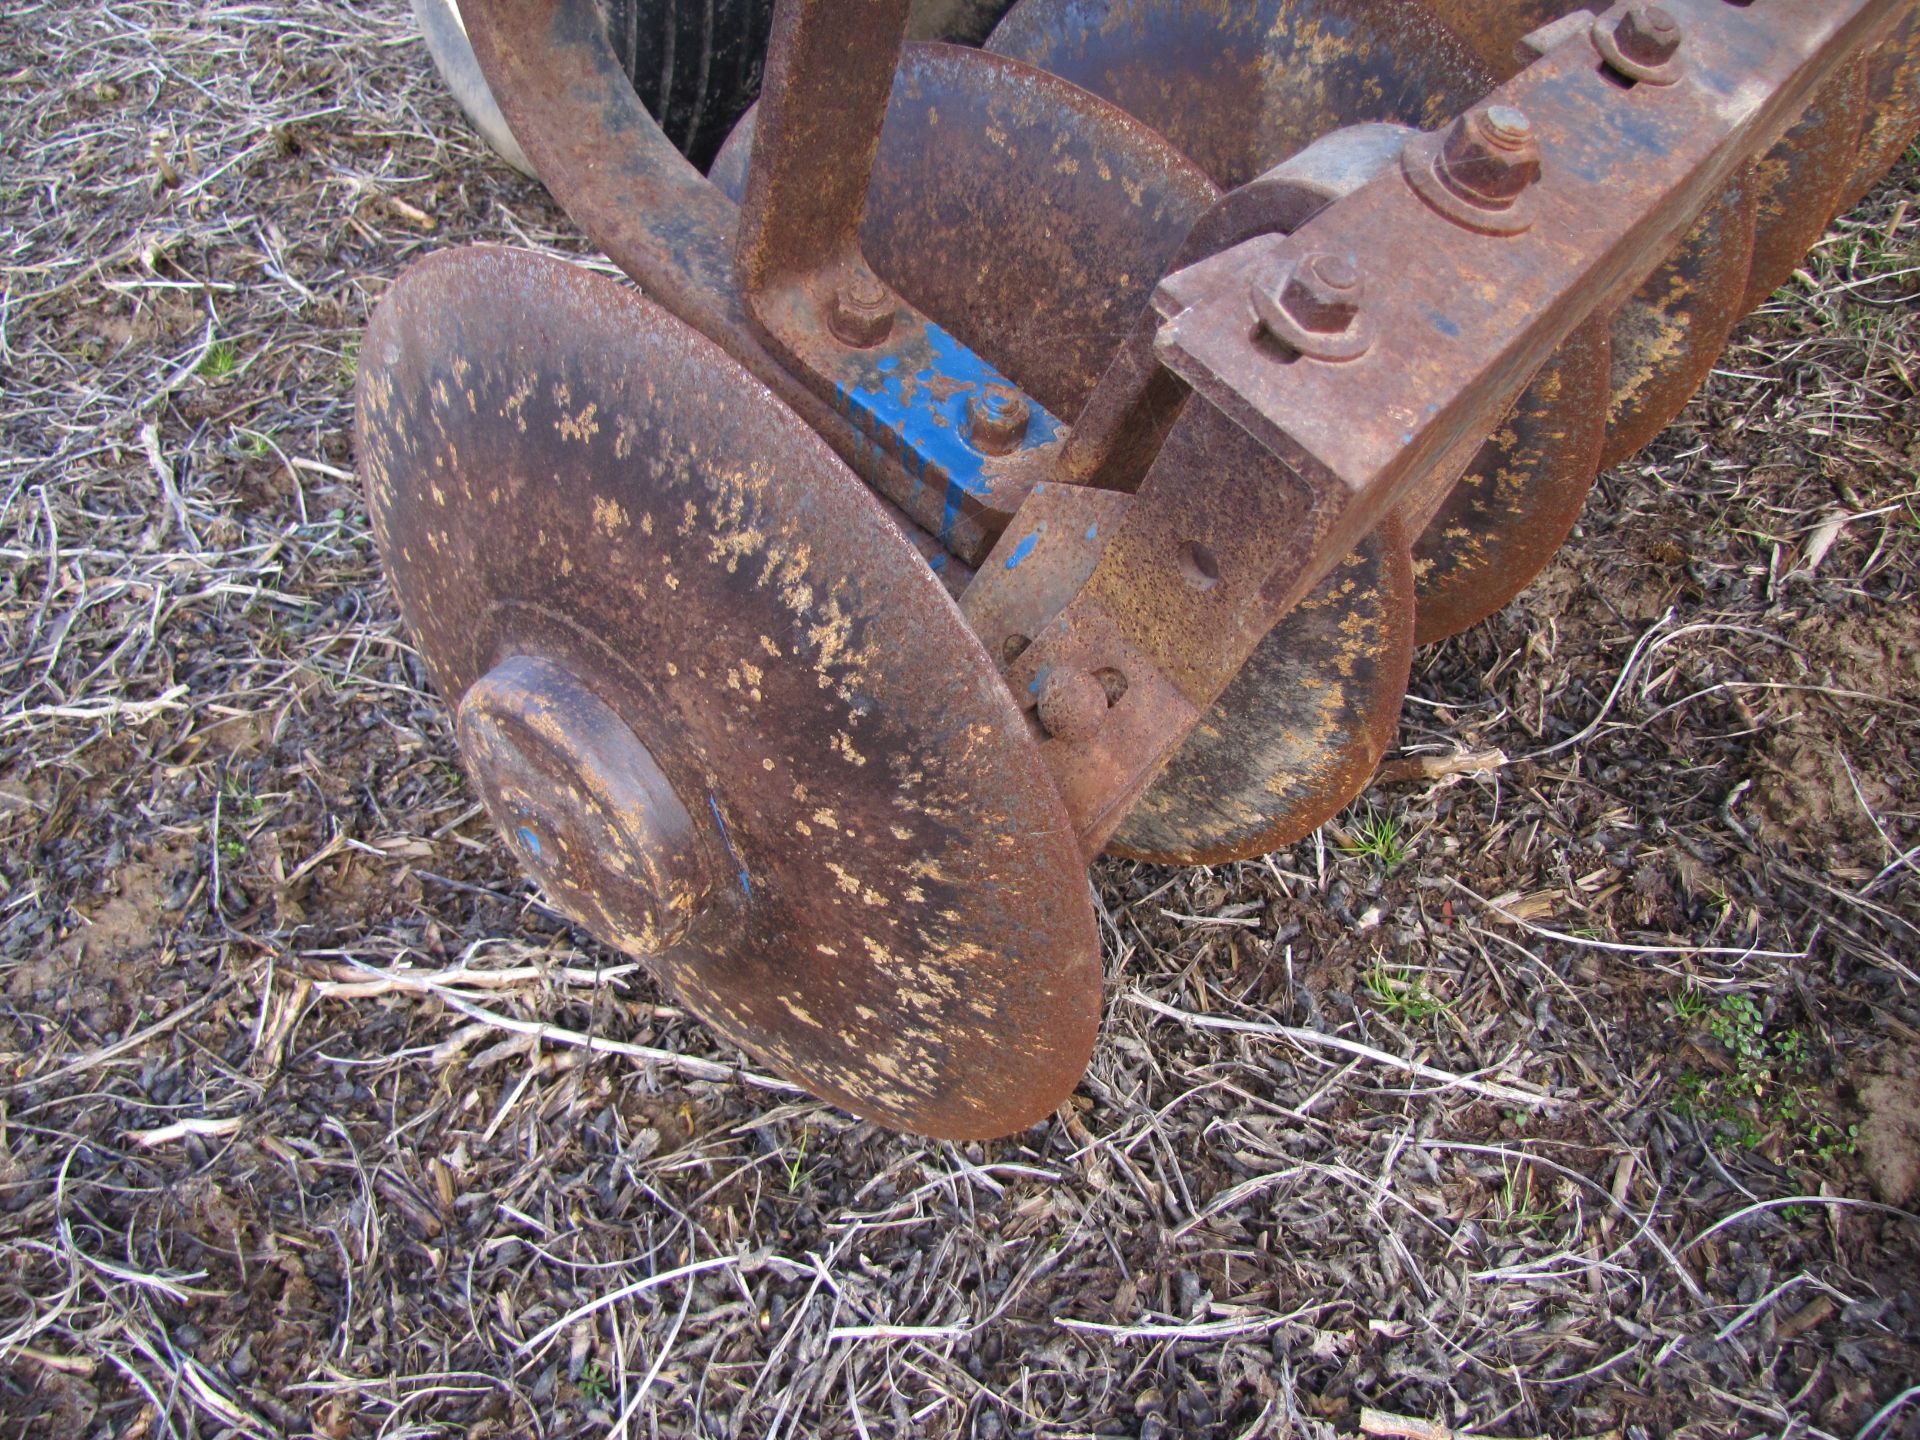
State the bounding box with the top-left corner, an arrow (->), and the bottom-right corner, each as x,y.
712,45 -> 1219,420
356,247 -> 1099,1139
1411,315 -> 1611,645
462,0 -> 1038,565
1839,4 -> 1920,213
987,0 -> 1494,189
1599,173 -> 1757,471
1006,0 -> 1905,849
1743,64 -> 1871,313
1111,518 -> 1415,865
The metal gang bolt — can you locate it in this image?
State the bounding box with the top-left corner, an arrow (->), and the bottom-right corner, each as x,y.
1439,104 -> 1543,208
1035,667 -> 1113,743
967,384 -> 1031,455
828,271 -> 895,348
1594,3 -> 1684,84
1279,253 -> 1364,334
1617,4 -> 1681,65
1252,251 -> 1374,362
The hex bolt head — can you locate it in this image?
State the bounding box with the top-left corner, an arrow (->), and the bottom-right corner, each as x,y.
1035,667 -> 1112,743
1614,4 -> 1681,68
828,273 -> 895,349
967,384 -> 1031,456
1278,252 -> 1364,335
1440,104 -> 1543,207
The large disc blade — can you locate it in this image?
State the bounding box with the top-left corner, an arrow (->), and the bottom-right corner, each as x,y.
986,0 -> 1493,189
356,246 -> 1100,1139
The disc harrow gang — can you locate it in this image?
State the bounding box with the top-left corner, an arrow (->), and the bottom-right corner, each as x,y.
365,0 -> 1920,1136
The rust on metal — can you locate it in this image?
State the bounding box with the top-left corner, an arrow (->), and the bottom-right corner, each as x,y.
1599,172 -> 1757,470
987,0 -> 1494,189
357,248 -> 1099,1139
1593,4 -> 1686,88
1743,63 -> 1870,313
1411,314 -> 1611,645
999,0 -> 1907,849
1111,517 -> 1415,866
1837,4 -> 1920,214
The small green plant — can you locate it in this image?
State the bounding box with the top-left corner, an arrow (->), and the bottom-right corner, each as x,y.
1342,807 -> 1408,869
1670,990 -> 1856,1169
783,1131 -> 810,1194
1672,983 -> 1709,1022
1707,993 -> 1768,1094
1495,1162 -> 1555,1235
233,427 -> 275,460
1363,965 -> 1446,1022
577,1360 -> 607,1402
336,339 -> 361,387
199,338 -> 241,380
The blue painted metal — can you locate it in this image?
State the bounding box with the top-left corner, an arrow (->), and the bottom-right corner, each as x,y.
833,322 -> 1063,546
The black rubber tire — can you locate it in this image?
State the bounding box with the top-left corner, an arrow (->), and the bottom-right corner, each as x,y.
601,0 -> 780,170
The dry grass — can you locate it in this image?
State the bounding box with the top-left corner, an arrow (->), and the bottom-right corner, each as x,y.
2,2 -> 1917,1436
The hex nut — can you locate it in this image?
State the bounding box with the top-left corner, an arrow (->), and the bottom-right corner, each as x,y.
828,273 -> 895,348
1280,253 -> 1364,334
1439,105 -> 1543,207
1593,3 -> 1684,85
1402,103 -> 1541,236
1252,252 -> 1373,363
968,384 -> 1031,455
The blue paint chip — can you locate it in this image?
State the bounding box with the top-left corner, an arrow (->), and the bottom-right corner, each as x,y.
708,793 -> 752,897
1005,530 -> 1041,570
1431,313 -> 1462,338
516,825 -> 541,859
1085,524 -> 1098,542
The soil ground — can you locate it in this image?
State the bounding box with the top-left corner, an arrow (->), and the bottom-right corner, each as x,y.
2,3 -> 1917,1437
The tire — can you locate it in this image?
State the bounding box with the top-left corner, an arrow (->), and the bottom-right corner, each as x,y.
600,0 -> 779,169
418,0 -> 1019,175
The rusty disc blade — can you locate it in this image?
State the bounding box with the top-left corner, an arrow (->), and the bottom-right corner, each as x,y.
1110,516 -> 1415,866
1411,315 -> 1611,645
1835,5 -> 1920,216
356,246 -> 1100,1139
1599,173 -> 1758,471
1404,0 -> 1587,79
1745,64 -> 1871,312
986,0 -> 1494,189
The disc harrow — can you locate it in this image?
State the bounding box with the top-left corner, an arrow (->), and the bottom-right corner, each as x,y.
363,0 -> 1920,1137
